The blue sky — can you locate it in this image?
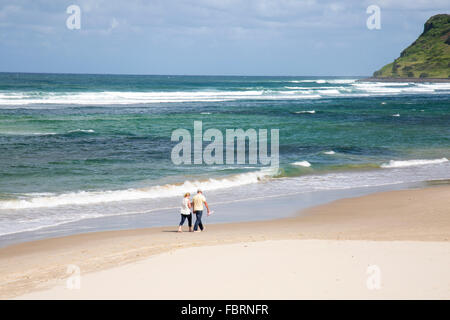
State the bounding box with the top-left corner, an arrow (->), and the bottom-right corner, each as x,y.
0,0 -> 449,76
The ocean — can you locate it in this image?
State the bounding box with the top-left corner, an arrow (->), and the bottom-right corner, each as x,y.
0,73 -> 449,243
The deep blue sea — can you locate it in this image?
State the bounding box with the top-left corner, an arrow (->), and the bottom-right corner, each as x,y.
0,73 -> 449,238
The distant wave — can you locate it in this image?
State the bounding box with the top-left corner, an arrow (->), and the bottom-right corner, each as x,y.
0,131 -> 57,136
351,82 -> 450,95
1,80 -> 449,106
68,129 -> 95,133
295,110 -> 315,114
0,129 -> 95,136
323,150 -> 335,155
289,79 -> 357,84
381,158 -> 448,168
292,161 -> 312,167
0,90 -> 322,106
0,168 -> 278,210
317,89 -> 341,95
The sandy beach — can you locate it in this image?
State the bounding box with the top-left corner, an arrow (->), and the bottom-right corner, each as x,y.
1,185 -> 450,299
1,3 -> 450,303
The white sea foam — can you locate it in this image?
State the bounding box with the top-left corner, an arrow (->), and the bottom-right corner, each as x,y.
323,151 -> 335,155
325,79 -> 357,84
381,158 -> 448,168
317,89 -> 341,95
352,81 -> 449,95
0,132 -> 58,136
0,90 -> 323,106
392,114 -> 400,117
289,79 -> 356,84
418,83 -> 450,91
284,86 -> 346,90
284,86 -> 312,90
292,161 -> 312,167
68,129 -> 95,133
295,110 -> 316,114
1,78 -> 449,107
0,168 -> 278,210
0,129 -> 95,136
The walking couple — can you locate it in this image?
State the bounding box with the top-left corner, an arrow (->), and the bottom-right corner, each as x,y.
178,189 -> 210,233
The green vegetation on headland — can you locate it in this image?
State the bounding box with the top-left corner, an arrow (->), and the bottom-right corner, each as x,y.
372,14 -> 450,80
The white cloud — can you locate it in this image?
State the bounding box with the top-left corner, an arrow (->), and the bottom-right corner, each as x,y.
1,0 -> 446,39
369,0 -> 450,10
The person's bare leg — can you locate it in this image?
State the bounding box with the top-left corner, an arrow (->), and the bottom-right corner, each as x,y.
177,226 -> 182,232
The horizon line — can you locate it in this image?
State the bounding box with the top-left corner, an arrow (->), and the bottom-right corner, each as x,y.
0,71 -> 369,78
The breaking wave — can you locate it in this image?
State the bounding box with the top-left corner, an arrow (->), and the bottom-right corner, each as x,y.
1,81 -> 449,107
0,168 -> 278,210
381,158 -> 448,168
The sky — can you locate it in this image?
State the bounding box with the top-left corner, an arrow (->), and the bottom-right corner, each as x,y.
0,0 -> 449,76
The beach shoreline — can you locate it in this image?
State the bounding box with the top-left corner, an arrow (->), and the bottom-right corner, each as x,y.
1,180 -> 435,248
1,185 -> 449,299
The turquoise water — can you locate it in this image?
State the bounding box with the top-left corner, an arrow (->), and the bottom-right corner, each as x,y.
0,73 -> 449,236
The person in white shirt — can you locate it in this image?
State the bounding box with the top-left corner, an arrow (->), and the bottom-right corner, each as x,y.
178,192 -> 192,232
192,189 -> 210,232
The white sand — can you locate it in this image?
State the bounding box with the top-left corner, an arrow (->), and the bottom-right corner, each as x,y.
17,239 -> 450,300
